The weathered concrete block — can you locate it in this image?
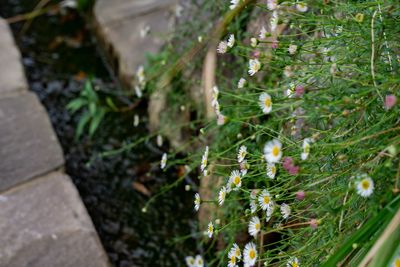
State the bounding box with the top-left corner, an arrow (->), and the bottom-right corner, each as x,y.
93,0 -> 177,86
0,92 -> 64,191
0,172 -> 109,267
0,17 -> 28,96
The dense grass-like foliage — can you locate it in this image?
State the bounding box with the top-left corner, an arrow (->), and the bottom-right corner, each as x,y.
102,0 -> 400,266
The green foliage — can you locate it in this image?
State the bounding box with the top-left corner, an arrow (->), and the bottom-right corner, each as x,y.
100,0 -> 400,265
137,0 -> 400,266
67,80 -> 109,139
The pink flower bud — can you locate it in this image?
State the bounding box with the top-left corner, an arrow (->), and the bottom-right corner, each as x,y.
385,94 -> 397,110
282,157 -> 293,170
271,40 -> 279,49
296,191 -> 305,201
310,219 -> 318,230
252,50 -> 261,58
288,165 -> 300,175
295,85 -> 305,97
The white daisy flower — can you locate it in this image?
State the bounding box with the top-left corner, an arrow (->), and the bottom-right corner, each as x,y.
240,159 -> 249,176
270,10 -> 278,32
238,78 -> 246,88
301,138 -> 312,160
227,251 -> 237,267
230,243 -> 242,260
185,256 -> 196,267
207,221 -> 214,238
211,86 -> 219,108
194,193 -> 201,211
157,134 -> 163,147
259,92 -> 272,114
356,174 -> 374,197
218,186 -> 227,206
250,37 -> 258,47
250,189 -> 259,199
230,0 -> 240,9
267,163 -> 277,179
140,25 -> 150,38
201,146 -> 209,172
288,44 -> 298,55
248,59 -> 261,76
217,41 -> 228,54
133,114 -> 140,127
160,153 -> 167,169
134,85 -> 143,98
296,2 -> 308,12
227,34 -> 235,48
238,145 -> 247,163
136,65 -> 146,86
229,170 -> 242,190
267,0 -> 278,10
391,256 -> 400,267
264,139 -> 283,163
266,203 -> 275,222
198,35 -> 203,43
250,199 -> 257,213
259,26 -> 268,40
217,113 -> 228,125
280,203 -> 291,219
248,216 -> 261,237
195,255 -> 204,267
243,242 -> 257,267
258,190 -> 273,211
287,257 -> 300,267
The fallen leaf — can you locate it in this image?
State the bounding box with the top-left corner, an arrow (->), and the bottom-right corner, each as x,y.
132,181 -> 151,196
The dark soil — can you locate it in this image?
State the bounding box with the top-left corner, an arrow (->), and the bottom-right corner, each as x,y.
0,1 -> 197,266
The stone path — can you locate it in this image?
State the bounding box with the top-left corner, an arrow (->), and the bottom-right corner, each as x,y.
93,0 -> 178,87
0,17 -> 109,267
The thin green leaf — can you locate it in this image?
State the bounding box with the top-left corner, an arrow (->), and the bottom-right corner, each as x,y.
75,111 -> 91,140
89,108 -> 106,137
66,98 -> 87,113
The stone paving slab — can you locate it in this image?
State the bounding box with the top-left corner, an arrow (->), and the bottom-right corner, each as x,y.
0,92 -> 64,192
0,171 -> 110,267
94,0 -> 177,86
0,17 -> 28,96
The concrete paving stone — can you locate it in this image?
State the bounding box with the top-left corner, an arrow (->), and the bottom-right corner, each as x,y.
0,17 -> 28,96
0,92 -> 64,192
0,171 -> 109,267
94,0 -> 177,86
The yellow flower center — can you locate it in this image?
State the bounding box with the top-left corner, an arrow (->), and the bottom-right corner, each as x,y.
292,263 -> 298,267
230,256 -> 236,264
272,146 -> 280,157
264,98 -> 271,108
198,259 -> 203,264
361,179 -> 370,190
395,258 -> 400,267
249,249 -> 256,259
190,259 -> 194,264
304,144 -> 310,153
202,158 -> 207,166
271,166 -> 276,174
236,249 -> 240,257
255,223 -> 260,230
234,176 -> 241,185
263,196 -> 270,204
